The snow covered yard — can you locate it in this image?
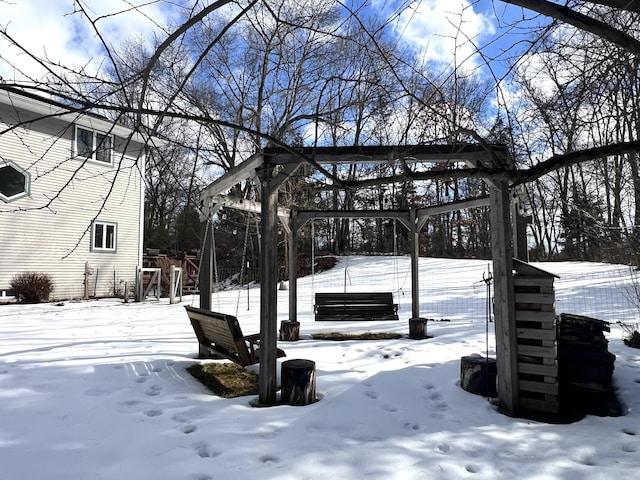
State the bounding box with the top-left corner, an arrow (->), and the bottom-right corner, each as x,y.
1,257 -> 640,480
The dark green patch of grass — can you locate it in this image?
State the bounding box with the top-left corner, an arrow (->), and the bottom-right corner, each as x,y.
187,362 -> 258,398
311,332 -> 403,341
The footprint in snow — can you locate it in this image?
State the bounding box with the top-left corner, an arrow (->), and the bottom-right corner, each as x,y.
193,441 -> 220,458
622,443 -> 637,453
365,390 -> 379,400
181,424 -> 198,434
402,421 -> 420,431
433,402 -> 449,412
145,385 -> 163,396
623,428 -> 637,436
135,376 -> 149,384
186,475 -> 212,480
574,454 -> 598,466
465,464 -> 480,474
436,443 -> 450,453
422,385 -> 449,411
143,408 -> 163,417
172,413 -> 191,423
259,455 -> 280,464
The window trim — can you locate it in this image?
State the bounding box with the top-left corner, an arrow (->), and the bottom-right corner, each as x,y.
91,220 -> 118,253
74,125 -> 114,166
0,160 -> 30,203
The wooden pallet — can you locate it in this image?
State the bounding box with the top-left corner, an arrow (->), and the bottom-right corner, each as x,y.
513,260 -> 559,414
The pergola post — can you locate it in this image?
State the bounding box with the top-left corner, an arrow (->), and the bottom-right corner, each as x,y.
512,186 -> 529,262
199,219 -> 213,311
490,180 -> 519,415
255,159 -> 301,406
513,210 -> 528,262
288,209 -> 298,323
410,208 -> 420,319
259,161 -> 280,406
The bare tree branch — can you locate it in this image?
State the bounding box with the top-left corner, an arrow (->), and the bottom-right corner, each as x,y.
588,0 -> 640,14
137,0 -> 236,129
511,140 -> 640,186
500,0 -> 640,55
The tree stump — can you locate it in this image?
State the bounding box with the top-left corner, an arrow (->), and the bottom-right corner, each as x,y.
279,320 -> 300,341
408,318 -> 428,339
460,356 -> 497,398
281,359 -> 316,405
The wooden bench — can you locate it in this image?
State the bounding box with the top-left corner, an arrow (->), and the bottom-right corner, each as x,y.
185,305 -> 285,366
314,292 -> 399,321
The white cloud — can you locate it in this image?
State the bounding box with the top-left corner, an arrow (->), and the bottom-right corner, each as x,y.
0,0 -> 180,82
386,0 -> 496,69
1,0 -> 498,82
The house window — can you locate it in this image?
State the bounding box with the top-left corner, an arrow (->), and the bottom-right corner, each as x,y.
75,126 -> 113,165
0,161 -> 30,202
92,221 -> 117,252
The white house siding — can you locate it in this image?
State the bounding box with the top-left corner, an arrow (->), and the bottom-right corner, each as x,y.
0,90 -> 145,300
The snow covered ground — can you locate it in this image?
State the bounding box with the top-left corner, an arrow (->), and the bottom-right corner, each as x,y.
1,257 -> 640,480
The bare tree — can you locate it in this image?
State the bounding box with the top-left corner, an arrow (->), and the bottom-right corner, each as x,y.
3,0 -> 640,263
505,4 -> 640,260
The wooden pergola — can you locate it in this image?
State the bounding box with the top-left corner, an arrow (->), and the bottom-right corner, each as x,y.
198,144 -> 527,414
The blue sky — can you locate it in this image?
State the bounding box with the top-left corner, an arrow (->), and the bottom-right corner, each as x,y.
0,0 -> 549,100
0,0 -> 180,81
369,0 -> 546,71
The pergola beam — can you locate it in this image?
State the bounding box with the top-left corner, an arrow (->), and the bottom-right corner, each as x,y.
264,144 -> 510,166
297,195 -> 490,225
207,194 -> 289,221
416,195 -> 490,218
199,154 -> 263,219
297,209 -> 411,226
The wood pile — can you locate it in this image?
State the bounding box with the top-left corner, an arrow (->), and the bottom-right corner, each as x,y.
557,313 -> 622,419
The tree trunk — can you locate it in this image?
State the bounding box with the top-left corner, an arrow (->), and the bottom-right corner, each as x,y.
460,356 -> 497,398
281,359 -> 316,405
279,320 -> 300,341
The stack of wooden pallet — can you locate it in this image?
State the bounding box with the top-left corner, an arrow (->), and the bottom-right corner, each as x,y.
557,313 -> 621,418
513,260 -> 560,415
